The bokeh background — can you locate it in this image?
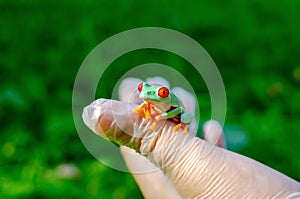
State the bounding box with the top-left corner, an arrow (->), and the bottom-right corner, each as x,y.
1,0 -> 300,198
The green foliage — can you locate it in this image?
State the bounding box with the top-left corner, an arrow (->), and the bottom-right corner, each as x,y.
1,0 -> 300,198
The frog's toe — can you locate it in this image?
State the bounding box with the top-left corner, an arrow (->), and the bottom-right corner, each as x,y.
183,125 -> 189,135
181,112 -> 193,123
173,124 -> 182,132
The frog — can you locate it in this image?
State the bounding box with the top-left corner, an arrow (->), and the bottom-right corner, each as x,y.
134,82 -> 193,134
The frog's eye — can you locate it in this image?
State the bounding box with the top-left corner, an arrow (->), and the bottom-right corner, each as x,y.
158,87 -> 169,98
138,83 -> 143,92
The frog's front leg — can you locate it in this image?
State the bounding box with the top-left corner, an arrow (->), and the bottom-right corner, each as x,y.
134,102 -> 146,113
156,107 -> 183,120
181,112 -> 193,134
160,109 -> 193,133
134,102 -> 147,118
144,103 -> 151,119
150,107 -> 181,131
154,107 -> 183,132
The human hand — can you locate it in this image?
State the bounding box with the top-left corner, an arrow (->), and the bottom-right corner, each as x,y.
82,77 -> 300,199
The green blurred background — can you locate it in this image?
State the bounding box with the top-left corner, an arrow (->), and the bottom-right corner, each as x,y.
1,0 -> 300,198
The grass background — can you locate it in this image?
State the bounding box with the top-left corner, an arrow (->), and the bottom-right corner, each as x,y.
1,0 -> 300,198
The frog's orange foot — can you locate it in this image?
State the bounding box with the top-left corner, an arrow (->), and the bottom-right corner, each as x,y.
140,112 -> 145,118
134,109 -> 145,118
134,105 -> 144,114
183,125 -> 189,135
134,108 -> 140,114
173,124 -> 182,132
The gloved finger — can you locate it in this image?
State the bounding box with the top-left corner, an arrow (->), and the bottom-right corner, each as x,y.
203,120 -> 226,148
83,99 -> 300,198
82,98 -> 178,153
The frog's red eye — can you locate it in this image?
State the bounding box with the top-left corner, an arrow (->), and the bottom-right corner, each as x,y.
138,83 -> 143,92
158,87 -> 169,98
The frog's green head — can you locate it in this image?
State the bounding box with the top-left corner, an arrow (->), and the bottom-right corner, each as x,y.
138,82 -> 171,103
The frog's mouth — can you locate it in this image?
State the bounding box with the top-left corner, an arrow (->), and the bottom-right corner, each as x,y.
142,98 -> 159,104
142,99 -> 171,112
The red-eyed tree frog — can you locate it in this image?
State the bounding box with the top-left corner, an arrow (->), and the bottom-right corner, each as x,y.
134,82 -> 193,134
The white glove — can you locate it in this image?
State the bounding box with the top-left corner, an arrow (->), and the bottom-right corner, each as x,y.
82,77 -> 300,199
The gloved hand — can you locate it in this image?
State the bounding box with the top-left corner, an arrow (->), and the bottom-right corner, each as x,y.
82,77 -> 300,199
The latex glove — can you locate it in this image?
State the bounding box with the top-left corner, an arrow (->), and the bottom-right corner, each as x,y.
82,78 -> 300,199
